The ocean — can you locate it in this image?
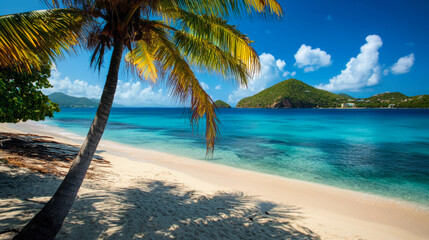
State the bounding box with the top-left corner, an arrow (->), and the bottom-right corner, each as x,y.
45,108 -> 429,206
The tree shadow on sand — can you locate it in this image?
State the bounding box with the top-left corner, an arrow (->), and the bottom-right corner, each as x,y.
1,132 -> 320,239
1,163 -> 319,240
0,166 -> 63,238
60,180 -> 320,240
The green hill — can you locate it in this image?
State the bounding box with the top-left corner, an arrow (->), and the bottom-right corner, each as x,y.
354,92 -> 429,108
367,92 -> 408,101
397,95 -> 429,108
236,79 -> 347,108
338,93 -> 355,99
214,100 -> 231,108
48,92 -> 99,108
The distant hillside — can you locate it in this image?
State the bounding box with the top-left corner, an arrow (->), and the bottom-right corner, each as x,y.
354,92 -> 429,108
214,100 -> 231,108
48,92 -> 99,108
367,92 -> 407,101
338,93 -> 355,99
237,79 -> 347,108
397,95 -> 429,108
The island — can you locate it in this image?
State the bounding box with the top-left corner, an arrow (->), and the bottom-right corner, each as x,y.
214,100 -> 231,108
48,92 -> 123,108
236,79 -> 429,108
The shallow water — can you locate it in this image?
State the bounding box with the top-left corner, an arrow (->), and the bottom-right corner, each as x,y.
46,108 -> 429,206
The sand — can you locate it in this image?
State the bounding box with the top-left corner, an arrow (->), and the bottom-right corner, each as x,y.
1,122 -> 428,239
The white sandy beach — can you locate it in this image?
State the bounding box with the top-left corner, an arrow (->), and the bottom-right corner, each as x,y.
1,122 -> 429,239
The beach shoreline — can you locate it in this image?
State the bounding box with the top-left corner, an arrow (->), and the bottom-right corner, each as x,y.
1,121 -> 429,239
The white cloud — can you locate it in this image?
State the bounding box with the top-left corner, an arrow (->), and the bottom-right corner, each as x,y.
390,53 -> 415,75
383,69 -> 389,76
282,71 -> 296,78
316,35 -> 383,91
228,53 -> 285,104
200,81 -> 210,90
115,80 -> 172,106
44,69 -> 103,98
44,69 -> 173,106
276,59 -> 286,71
294,44 -> 332,72
215,84 -> 222,90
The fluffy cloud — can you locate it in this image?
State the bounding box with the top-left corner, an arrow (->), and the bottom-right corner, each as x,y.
44,69 -> 173,106
294,44 -> 332,72
215,84 -> 222,90
44,69 -> 103,98
276,59 -> 286,71
114,80 -> 173,106
283,71 -> 296,78
390,53 -> 415,74
200,81 -> 209,90
228,53 -> 286,104
316,35 -> 383,91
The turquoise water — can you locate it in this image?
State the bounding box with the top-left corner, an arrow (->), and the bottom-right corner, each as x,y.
46,108 -> 429,206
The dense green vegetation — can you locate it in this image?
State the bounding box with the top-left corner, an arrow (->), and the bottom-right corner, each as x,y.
367,92 -> 407,101
237,79 -> 348,108
0,64 -> 59,123
354,92 -> 429,108
237,79 -> 429,109
338,93 -> 355,99
48,92 -> 99,108
396,95 -> 429,108
214,100 -> 231,108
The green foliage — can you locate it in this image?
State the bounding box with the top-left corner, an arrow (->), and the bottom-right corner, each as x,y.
48,92 -> 99,108
214,100 -> 231,108
392,95 -> 429,108
354,92 -> 429,108
237,79 -> 347,108
236,80 -> 429,109
0,64 -> 59,123
0,9 -> 85,73
366,92 -> 408,101
355,92 -> 408,108
338,93 -> 355,99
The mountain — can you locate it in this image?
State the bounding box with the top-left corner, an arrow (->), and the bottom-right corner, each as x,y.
354,92 -> 429,108
338,93 -> 355,99
236,79 -> 347,108
49,92 -> 98,108
396,95 -> 429,108
367,92 -> 407,101
214,100 -> 231,108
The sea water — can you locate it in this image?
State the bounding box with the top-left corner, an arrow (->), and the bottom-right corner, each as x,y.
45,108 -> 429,206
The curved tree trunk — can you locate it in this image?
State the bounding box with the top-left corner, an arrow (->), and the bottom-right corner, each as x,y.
14,40 -> 124,240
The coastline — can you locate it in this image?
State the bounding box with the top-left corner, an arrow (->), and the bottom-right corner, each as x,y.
1,122 -> 429,239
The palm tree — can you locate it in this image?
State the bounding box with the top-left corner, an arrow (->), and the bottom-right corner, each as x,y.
0,8 -> 84,73
4,0 -> 282,239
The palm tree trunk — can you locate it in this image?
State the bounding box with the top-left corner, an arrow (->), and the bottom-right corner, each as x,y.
14,39 -> 124,240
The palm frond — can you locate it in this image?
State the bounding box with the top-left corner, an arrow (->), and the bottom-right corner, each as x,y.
157,0 -> 282,19
173,30 -> 248,84
150,29 -> 220,154
0,9 -> 85,72
40,0 -> 59,8
175,11 -> 259,86
125,40 -> 159,83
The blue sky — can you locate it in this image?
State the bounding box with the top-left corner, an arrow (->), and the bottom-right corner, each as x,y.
2,0 -> 429,106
